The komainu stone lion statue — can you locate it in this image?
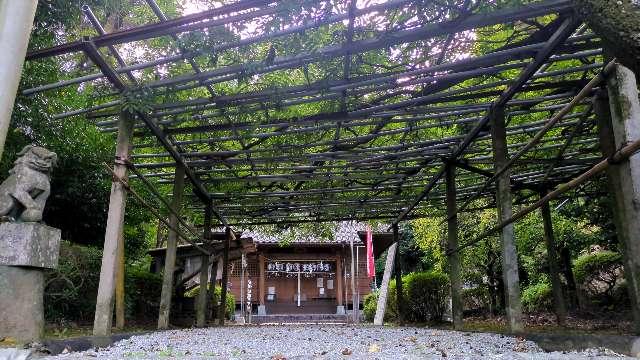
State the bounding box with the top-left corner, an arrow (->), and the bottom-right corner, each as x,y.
0,145 -> 57,222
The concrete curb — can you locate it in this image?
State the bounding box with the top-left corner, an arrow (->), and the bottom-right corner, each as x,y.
521,332 -> 640,357
40,331 -> 151,356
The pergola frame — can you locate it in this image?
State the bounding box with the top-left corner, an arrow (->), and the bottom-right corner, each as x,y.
17,0 -> 640,336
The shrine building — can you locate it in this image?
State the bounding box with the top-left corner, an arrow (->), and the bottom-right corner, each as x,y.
148,222 -> 395,322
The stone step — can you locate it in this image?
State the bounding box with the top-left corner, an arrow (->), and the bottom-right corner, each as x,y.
250,314 -> 348,324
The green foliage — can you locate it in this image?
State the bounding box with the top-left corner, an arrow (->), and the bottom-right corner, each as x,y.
521,282 -> 553,313
573,251 -> 623,284
364,279 -> 399,323
462,287 -> 490,312
124,266 -> 162,319
45,241 -> 162,322
573,250 -> 624,307
120,86 -> 154,115
410,218 -> 447,272
185,285 -> 235,320
44,241 -> 102,322
404,271 -> 450,323
362,292 -> 378,322
363,271 -> 449,323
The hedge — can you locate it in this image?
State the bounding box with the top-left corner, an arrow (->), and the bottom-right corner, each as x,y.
404,271 -> 449,322
363,271 -> 449,323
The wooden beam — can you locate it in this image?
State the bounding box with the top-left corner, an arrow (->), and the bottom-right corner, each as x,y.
390,15 -> 581,225
82,40 -> 226,224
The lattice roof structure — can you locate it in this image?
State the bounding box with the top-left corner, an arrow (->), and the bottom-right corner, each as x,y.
23,0 -> 608,231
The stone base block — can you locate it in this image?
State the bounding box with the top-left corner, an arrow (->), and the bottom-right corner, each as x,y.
0,265 -> 44,343
0,222 -> 61,268
258,305 -> 267,316
336,305 -> 345,315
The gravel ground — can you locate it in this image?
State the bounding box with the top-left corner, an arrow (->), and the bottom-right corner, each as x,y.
41,325 -> 630,359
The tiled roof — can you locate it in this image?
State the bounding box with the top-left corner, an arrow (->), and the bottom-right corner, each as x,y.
214,221 -> 388,245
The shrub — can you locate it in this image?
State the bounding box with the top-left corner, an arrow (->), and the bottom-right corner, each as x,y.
45,241 -> 165,323
186,285 -> 235,320
521,282 -> 553,313
44,241 -> 102,322
574,251 -> 624,306
462,286 -> 490,312
363,271 -> 450,324
363,292 -> 378,322
125,267 -> 162,319
361,280 -> 398,323
404,271 -> 449,322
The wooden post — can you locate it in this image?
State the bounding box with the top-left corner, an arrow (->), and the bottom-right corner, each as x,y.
350,238 -> 358,322
490,107 -> 524,333
196,204 -> 212,327
446,163 -> 463,330
373,242 -> 397,325
115,231 -> 125,330
196,254 -> 210,327
258,254 -> 266,315
208,257 -> 217,319
157,164 -> 186,329
0,0 -> 38,160
218,227 -> 231,325
596,64 -> 640,333
393,224 -> 404,325
539,193 -> 567,326
93,111 -> 134,336
335,253 -> 344,314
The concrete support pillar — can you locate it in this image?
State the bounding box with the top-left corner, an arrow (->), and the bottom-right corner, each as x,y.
596,64 -> 640,333
93,112 -> 134,336
196,204 -> 212,327
445,163 -> 464,330
115,231 -> 125,330
490,107 -> 524,333
393,224 -> 404,325
539,194 -> 567,326
0,0 -> 39,161
218,227 -> 231,325
373,242 -> 397,325
335,253 -> 344,314
157,164 -> 186,329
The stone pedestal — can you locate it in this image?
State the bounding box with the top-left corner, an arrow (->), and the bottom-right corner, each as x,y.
258,305 -> 266,316
0,222 -> 61,343
336,305 -> 345,315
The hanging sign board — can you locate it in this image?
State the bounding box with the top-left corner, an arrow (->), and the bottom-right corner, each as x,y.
267,261 -> 333,274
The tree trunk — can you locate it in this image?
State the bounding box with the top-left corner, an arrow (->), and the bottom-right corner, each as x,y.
573,0 -> 640,75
